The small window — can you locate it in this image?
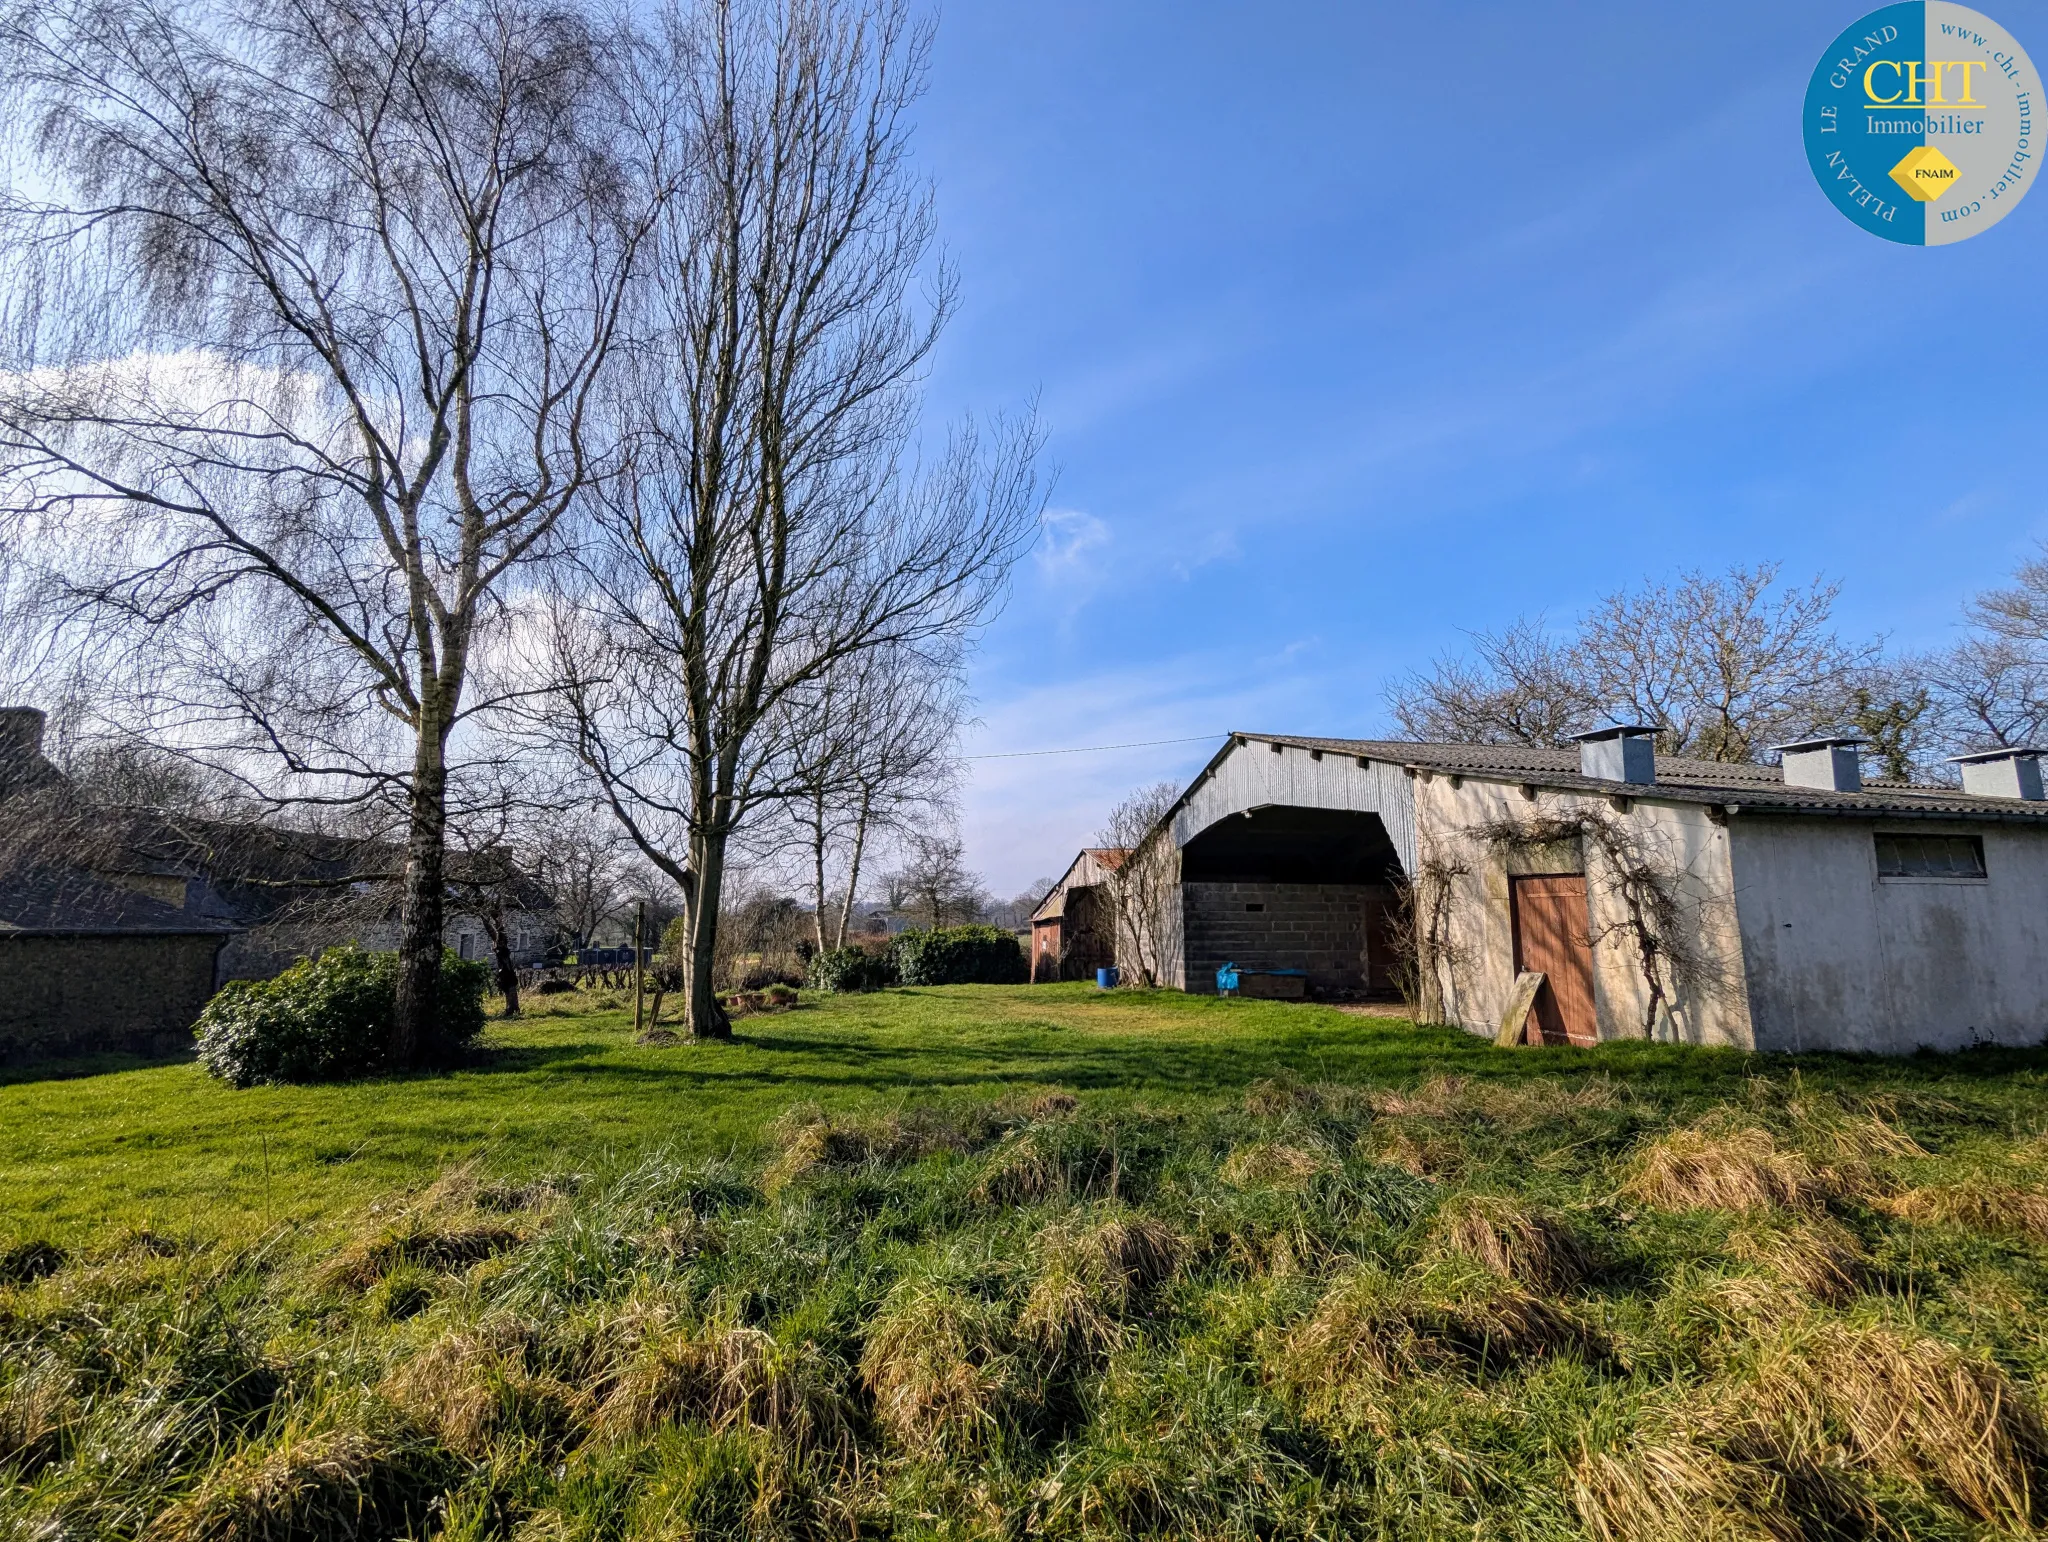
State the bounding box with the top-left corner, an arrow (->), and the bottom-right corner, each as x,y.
1245,903 -> 1264,912
1875,833 -> 1986,880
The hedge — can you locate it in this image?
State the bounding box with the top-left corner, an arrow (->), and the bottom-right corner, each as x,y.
892,925 -> 1027,986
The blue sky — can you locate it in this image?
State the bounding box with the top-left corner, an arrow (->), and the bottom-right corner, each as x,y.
910,0 -> 2048,895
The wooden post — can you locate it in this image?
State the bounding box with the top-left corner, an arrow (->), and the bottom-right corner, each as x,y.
1497,971 -> 1546,1047
633,900 -> 645,1036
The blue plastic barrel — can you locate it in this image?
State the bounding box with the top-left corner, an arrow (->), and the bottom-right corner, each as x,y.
1096,967 -> 1119,989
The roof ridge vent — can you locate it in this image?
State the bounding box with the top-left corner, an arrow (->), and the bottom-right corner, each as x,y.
1772,733 -> 1865,794
1948,745 -> 2047,802
1570,723 -> 1659,786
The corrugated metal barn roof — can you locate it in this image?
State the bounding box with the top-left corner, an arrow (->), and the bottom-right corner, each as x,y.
1229,734 -> 2048,823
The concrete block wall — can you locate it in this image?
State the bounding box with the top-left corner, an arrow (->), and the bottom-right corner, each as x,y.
1183,881 -> 1388,996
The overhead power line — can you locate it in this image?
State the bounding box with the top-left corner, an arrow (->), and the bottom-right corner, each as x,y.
963,734 -> 1220,761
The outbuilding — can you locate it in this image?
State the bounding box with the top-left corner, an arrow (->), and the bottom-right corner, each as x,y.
0,867 -> 235,1062
1028,848 -> 1128,983
1123,728 -> 2048,1054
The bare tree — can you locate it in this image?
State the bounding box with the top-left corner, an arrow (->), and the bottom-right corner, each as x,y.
886,830 -> 982,929
0,0 -> 648,1062
1921,636 -> 2048,752
1097,781 -> 1180,987
1910,547 -> 2048,755
525,802 -> 642,951
538,0 -> 1042,1040
1387,618 -> 1598,747
1843,666 -> 1936,781
1580,565 -> 1876,761
989,879 -> 1053,931
445,842 -> 532,1016
784,644 -> 962,952
1386,565 -> 1876,762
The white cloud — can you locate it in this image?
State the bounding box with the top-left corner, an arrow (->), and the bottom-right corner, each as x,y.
1034,506 -> 1111,578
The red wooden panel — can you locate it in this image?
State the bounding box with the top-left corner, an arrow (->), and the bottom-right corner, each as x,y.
1362,897 -> 1400,997
1510,875 -> 1597,1046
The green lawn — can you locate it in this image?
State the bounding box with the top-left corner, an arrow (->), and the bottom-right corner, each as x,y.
5,984 -> 2047,1245
1,986 -> 1447,1242
7,987 -> 2048,1541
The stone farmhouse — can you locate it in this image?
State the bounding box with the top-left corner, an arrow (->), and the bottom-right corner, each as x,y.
0,705 -> 554,1062
1110,726 -> 2048,1055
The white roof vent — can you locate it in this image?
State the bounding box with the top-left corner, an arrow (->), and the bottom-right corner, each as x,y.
1774,735 -> 1865,794
1949,746 -> 2047,802
1571,724 -> 1659,786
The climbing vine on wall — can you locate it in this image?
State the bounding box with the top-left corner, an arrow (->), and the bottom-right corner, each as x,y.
1389,848 -> 1471,1023
1470,807 -> 1720,1040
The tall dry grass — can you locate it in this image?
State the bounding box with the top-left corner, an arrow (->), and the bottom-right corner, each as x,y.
1622,1128 -> 1831,1214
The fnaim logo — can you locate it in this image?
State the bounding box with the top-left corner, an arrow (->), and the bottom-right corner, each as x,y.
1804,3 -> 2041,243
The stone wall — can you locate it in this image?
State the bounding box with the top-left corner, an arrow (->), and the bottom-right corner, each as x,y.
1182,881 -> 1394,997
0,934 -> 224,1063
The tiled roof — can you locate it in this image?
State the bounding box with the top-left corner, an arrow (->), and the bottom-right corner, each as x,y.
0,868 -> 235,936
1232,734 -> 2048,823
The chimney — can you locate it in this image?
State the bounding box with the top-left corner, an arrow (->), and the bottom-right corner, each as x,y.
1774,734 -> 1865,794
1949,746 -> 2047,801
0,707 -> 45,767
1571,724 -> 1659,785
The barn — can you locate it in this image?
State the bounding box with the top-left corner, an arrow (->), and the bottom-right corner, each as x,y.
1123,727 -> 2048,1054
1028,848 -> 1128,983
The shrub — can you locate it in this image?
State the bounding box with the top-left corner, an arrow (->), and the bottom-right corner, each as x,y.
807,946 -> 899,994
891,925 -> 1027,986
195,945 -> 489,1087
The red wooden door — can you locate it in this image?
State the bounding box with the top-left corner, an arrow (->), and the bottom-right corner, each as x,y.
1510,875 -> 1597,1046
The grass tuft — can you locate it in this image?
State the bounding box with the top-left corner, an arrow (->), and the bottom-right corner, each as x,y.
1370,1074 -> 1472,1118
141,1416 -> 447,1542
1018,1212 -> 1182,1354
970,1121 -> 1120,1206
1273,1260 -> 1595,1436
1571,1426 -> 1868,1542
859,1272 -> 1024,1454
382,1319 -> 591,1457
1219,1141 -> 1335,1191
318,1213 -> 525,1291
1725,1218 -> 1866,1304
1883,1179 -> 2048,1243
0,1355 -> 78,1477
1622,1128 -> 1830,1215
763,1104 -> 995,1193
1363,1122 -> 1465,1179
597,1318 -> 847,1451
1748,1319 -> 2048,1526
1427,1192 -> 1588,1290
